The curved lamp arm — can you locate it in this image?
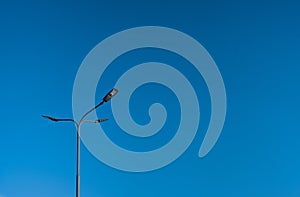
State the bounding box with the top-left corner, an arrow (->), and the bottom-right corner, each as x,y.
83,118 -> 109,123
78,88 -> 118,125
42,88 -> 118,126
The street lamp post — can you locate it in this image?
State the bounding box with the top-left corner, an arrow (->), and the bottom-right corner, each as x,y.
42,88 -> 118,197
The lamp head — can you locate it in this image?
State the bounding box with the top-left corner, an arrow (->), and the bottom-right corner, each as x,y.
96,118 -> 109,123
42,115 -> 58,122
103,88 -> 118,102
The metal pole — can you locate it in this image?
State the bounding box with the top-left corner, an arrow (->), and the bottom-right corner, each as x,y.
74,101 -> 104,197
76,125 -> 80,197
43,88 -> 118,197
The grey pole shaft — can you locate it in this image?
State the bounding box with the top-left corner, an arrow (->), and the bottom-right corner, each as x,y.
75,100 -> 104,197
76,125 -> 80,197
42,96 -> 111,197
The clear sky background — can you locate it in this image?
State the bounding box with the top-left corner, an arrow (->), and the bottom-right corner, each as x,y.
0,0 -> 300,196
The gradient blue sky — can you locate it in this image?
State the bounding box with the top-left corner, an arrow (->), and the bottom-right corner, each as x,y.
0,0 -> 300,196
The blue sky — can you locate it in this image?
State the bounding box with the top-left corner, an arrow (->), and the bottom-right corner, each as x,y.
0,0 -> 300,196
